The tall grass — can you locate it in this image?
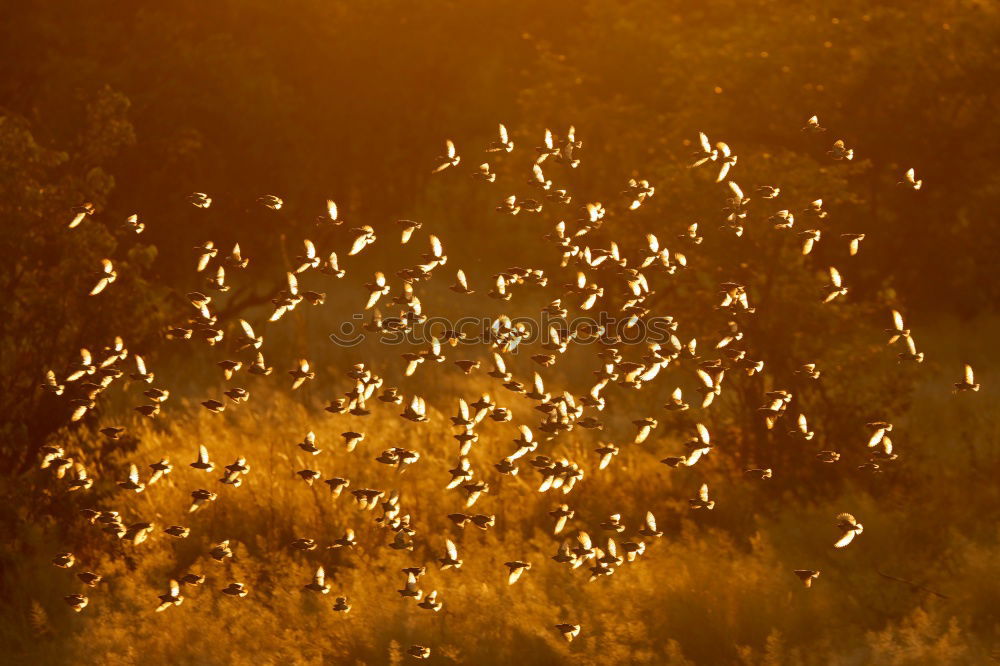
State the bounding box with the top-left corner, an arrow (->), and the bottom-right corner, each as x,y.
1,318 -> 997,665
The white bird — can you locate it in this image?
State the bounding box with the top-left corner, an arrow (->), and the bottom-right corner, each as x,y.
450,269 -> 474,295
364,272 -> 390,310
123,213 -> 144,234
68,202 -> 95,228
438,538 -> 463,569
433,139 -> 461,172
885,309 -> 909,345
504,560 -> 531,585
834,513 -> 863,548
554,623 -> 581,642
156,579 -> 184,612
348,225 -> 376,256
488,123 -> 514,152
304,566 -> 331,594
190,445 -> 215,472
828,139 -> 854,161
188,192 -> 212,208
801,115 -> 826,133
257,194 -> 283,210
89,259 -> 116,295
318,199 -> 342,225
472,162 -> 496,182
689,483 -> 715,510
794,570 -> 821,587
295,239 -> 320,273
638,511 -> 663,538
690,132 -> 717,167
117,463 -> 145,492
289,359 -> 315,389
715,142 -> 738,181
823,267 -> 848,303
41,370 -> 65,396
896,334 -> 924,363
955,363 -> 980,392
898,168 -> 922,190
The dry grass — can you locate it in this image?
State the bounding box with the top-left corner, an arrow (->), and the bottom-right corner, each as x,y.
2,317 -> 998,665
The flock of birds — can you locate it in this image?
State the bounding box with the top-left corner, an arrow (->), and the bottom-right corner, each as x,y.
42,117 -> 980,657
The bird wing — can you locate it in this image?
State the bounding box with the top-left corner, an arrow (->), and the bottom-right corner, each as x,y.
829,267 -> 842,287
327,200 -> 338,220
646,233 -> 659,253
698,132 -> 711,153
834,531 -> 856,548
533,372 -> 545,394
446,539 -> 458,559
965,364 -> 975,384
349,233 -> 369,256
699,483 -> 709,502
89,278 -> 109,296
696,423 -> 710,445
304,239 -> 316,259
892,309 -> 904,330
590,378 -> 607,400
129,464 -> 139,484
498,123 -> 509,144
